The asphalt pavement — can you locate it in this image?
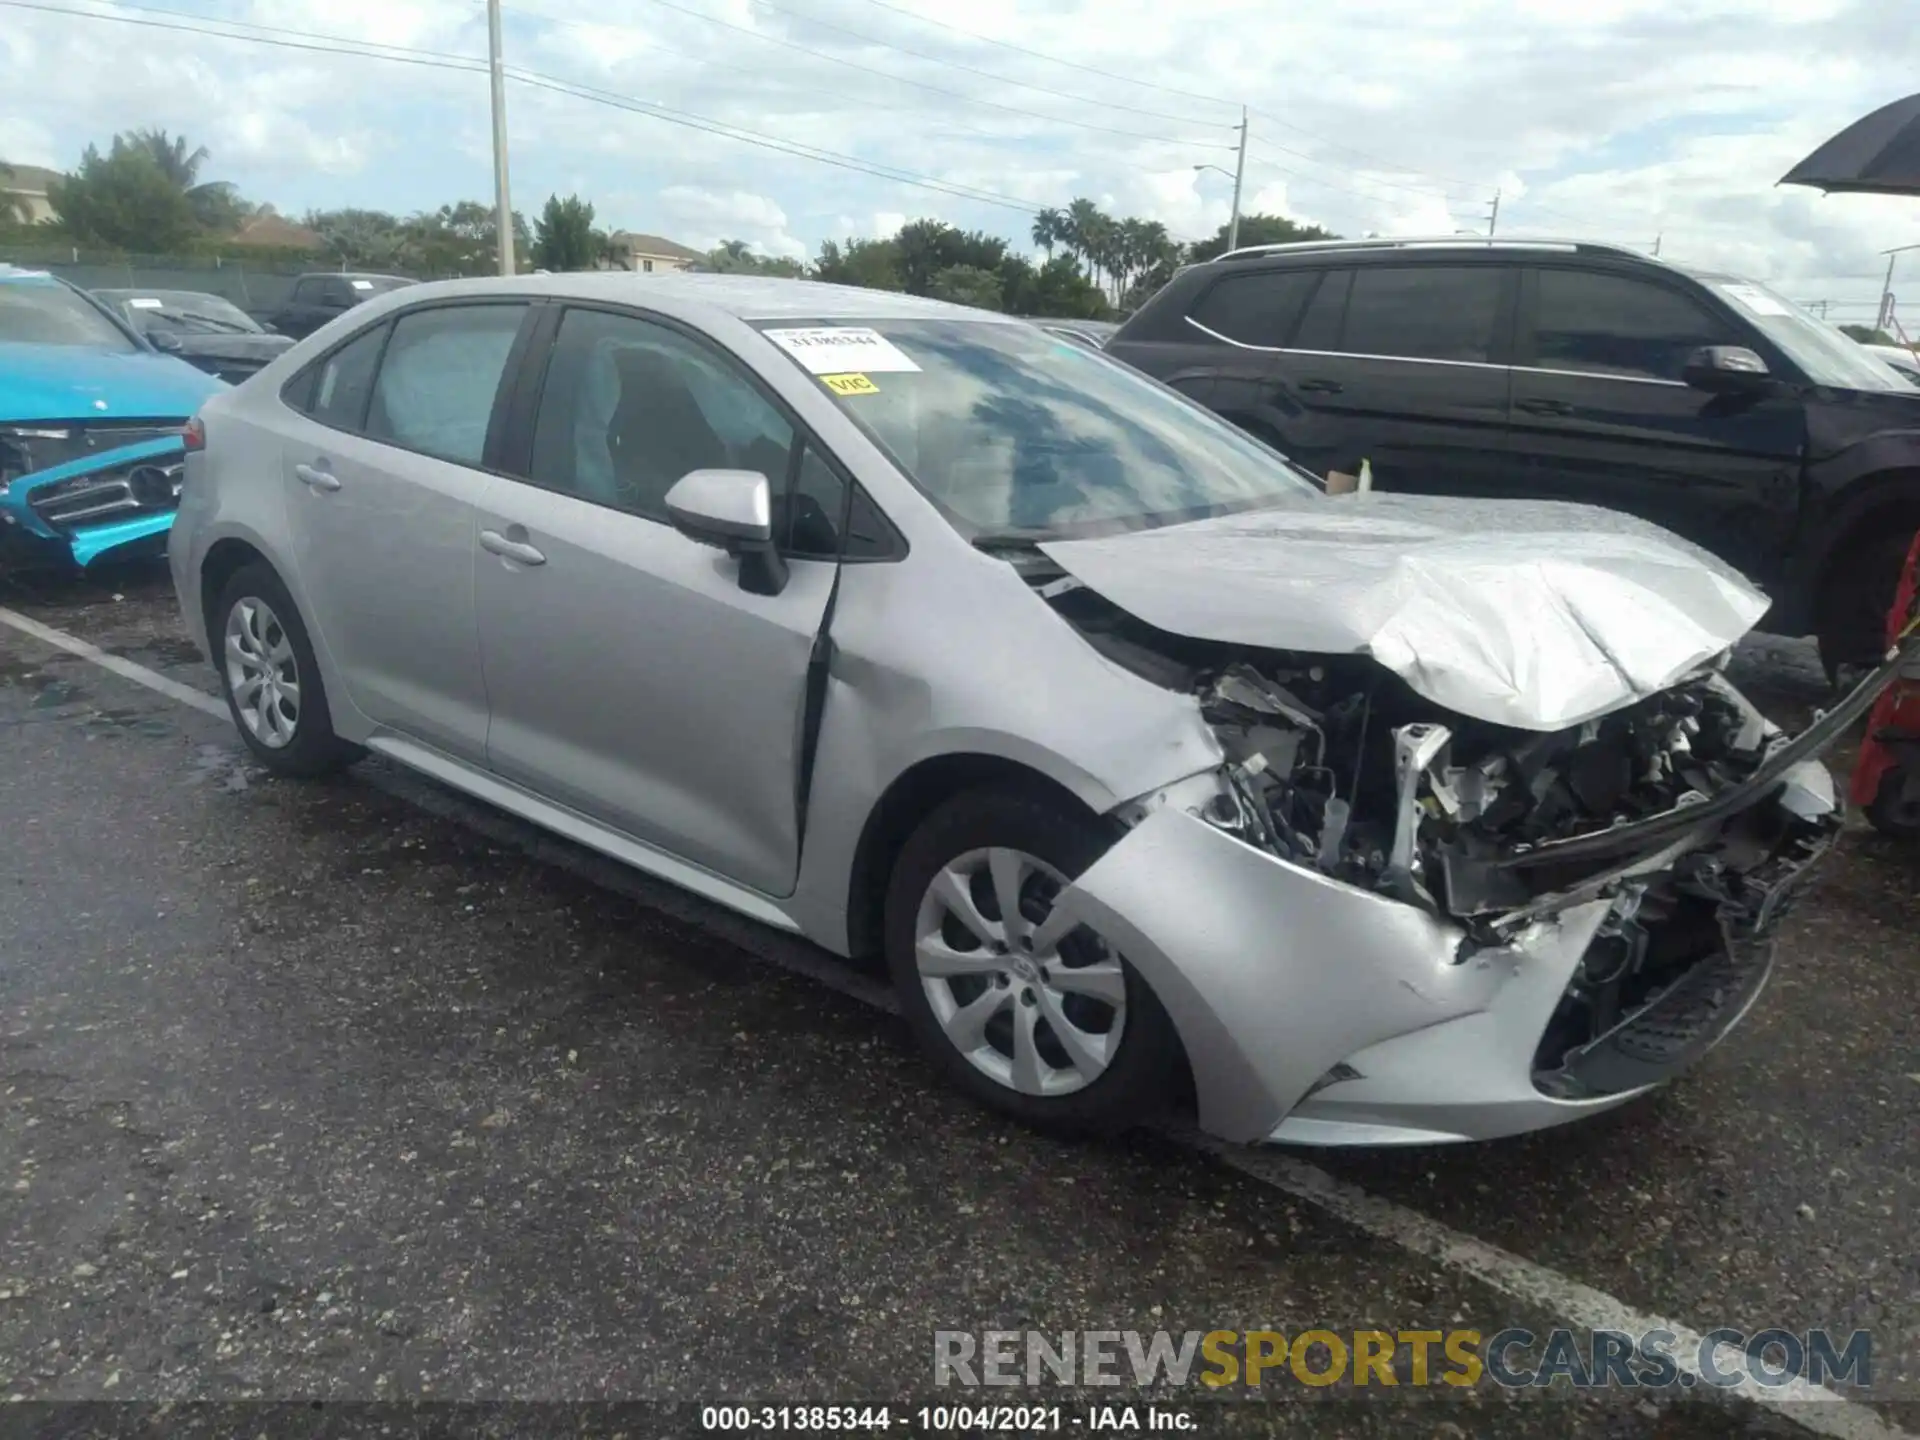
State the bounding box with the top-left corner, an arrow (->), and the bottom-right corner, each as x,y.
0,560 -> 1914,1439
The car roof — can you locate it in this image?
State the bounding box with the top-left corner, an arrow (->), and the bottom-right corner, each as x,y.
380,272 -> 1011,324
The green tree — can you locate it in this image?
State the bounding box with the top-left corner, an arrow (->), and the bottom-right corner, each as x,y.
305,207 -> 409,269
121,128 -> 247,232
928,264 -> 1004,311
704,238 -> 806,277
1031,207 -> 1065,260
813,236 -> 904,291
531,193 -> 598,271
1186,212 -> 1336,263
47,144 -> 196,251
402,201 -> 530,276
1027,253 -> 1110,319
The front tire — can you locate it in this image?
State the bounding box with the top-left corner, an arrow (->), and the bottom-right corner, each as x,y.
883,787 -> 1179,1136
213,562 -> 359,778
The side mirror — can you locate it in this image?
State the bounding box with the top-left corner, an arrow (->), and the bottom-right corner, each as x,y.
148,329 -> 183,354
1683,345 -> 1771,395
664,469 -> 789,596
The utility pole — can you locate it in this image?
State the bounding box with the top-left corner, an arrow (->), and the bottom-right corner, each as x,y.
1486,188 -> 1501,237
487,0 -> 515,276
1652,232 -> 1662,257
1227,106 -> 1247,254
1878,244 -> 1920,332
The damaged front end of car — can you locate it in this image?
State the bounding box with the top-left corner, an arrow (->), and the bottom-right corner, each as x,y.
0,426 -> 190,568
1009,502 -> 1912,1144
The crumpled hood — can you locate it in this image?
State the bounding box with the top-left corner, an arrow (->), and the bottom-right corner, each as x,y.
1039,493 -> 1770,731
0,341 -> 223,423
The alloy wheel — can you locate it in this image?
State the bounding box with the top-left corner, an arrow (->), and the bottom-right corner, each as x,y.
913,846 -> 1127,1097
224,596 -> 301,749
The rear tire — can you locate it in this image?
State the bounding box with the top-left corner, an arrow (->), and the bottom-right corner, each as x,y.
213,562 -> 360,778
1817,527 -> 1915,688
883,786 -> 1179,1136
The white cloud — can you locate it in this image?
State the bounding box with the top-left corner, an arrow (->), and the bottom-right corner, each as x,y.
0,0 -> 1910,318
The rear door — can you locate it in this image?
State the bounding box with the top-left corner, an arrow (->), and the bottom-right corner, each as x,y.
279,300 -> 530,762
1510,265 -> 1805,578
1284,262 -> 1517,496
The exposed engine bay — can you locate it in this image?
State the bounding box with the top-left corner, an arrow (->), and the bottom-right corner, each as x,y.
1035,570 -> 1854,1094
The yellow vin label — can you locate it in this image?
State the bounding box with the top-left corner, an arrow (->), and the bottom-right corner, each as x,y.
820,373 -> 879,396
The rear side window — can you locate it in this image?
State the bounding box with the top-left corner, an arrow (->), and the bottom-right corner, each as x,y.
1341,266 -> 1504,363
1189,270 -> 1317,347
291,277 -> 321,303
1293,270 -> 1351,351
1533,270 -> 1732,381
301,323 -> 388,431
364,304 -> 527,465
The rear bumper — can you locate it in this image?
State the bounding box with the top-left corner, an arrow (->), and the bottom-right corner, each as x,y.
1066,770 -> 1838,1148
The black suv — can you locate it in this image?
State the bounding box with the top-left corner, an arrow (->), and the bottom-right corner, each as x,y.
1108,237 -> 1920,678
265,272 -> 414,341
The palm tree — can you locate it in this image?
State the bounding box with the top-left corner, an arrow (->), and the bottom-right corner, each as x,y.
1064,198 -> 1104,281
1031,208 -> 1064,259
123,128 -> 209,189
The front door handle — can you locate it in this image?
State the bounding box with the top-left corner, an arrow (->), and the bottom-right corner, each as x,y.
1516,397 -> 1576,417
294,461 -> 341,491
480,528 -> 547,567
1298,378 -> 1344,394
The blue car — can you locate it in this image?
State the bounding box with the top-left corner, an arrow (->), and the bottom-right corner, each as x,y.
0,265 -> 224,568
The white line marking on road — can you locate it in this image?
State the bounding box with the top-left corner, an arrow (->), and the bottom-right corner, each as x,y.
1199,1141 -> 1909,1439
0,604 -> 227,721
1,608 -> 1907,1439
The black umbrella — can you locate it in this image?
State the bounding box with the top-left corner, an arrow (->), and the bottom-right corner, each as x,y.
1781,91 -> 1920,197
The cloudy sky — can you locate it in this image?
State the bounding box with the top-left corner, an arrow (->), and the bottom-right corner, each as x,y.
2,0 -> 1916,321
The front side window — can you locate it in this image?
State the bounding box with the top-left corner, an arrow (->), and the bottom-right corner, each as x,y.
364,304 -> 526,465
1189,270 -> 1316,347
755,318 -> 1319,539
1340,266 -> 1504,363
0,276 -> 138,350
529,308 -> 797,522
1533,270 -> 1729,381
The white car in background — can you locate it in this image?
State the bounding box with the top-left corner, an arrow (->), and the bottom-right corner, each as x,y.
1863,342 -> 1920,386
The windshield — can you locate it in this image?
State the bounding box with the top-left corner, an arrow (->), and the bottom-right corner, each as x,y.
754,318 -> 1319,538
1702,276 -> 1908,392
0,275 -> 138,351
100,290 -> 261,335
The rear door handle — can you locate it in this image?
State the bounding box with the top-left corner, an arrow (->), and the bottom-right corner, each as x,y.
1298,378 -> 1344,394
294,461 -> 341,492
1516,398 -> 1576,416
480,528 -> 547,567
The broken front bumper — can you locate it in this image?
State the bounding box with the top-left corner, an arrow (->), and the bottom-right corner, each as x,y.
0,435 -> 187,568
1066,769 -> 1839,1148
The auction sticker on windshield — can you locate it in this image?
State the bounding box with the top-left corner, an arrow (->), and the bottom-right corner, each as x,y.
763,326 -> 921,374
128,298 -> 164,309
820,373 -> 879,396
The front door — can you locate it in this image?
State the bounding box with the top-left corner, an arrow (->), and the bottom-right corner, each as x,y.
1509,266 -> 1805,580
474,305 -> 835,898
280,301 -> 528,762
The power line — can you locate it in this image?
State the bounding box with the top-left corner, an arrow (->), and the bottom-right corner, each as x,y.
2,0 -> 1044,215
521,0 -> 1235,149
836,0 -> 1243,112
504,3 -> 1178,154
1248,144 -> 1490,202
721,0 -> 1227,128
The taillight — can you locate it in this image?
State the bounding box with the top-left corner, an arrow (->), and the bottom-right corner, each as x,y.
182,416 -> 205,453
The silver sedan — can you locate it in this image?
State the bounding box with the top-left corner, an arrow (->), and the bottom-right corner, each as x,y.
170,273 -> 1892,1146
